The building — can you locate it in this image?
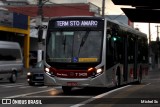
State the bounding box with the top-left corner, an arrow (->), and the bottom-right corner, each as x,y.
2,0 -> 29,6
0,10 -> 30,68
2,1 -> 100,67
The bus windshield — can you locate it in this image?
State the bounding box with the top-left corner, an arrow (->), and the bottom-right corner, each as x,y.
46,30 -> 103,63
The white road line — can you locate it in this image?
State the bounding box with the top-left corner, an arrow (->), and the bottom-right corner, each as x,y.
23,96 -> 92,98
146,83 -> 151,86
70,85 -> 131,107
38,86 -> 48,88
3,84 -> 27,88
0,84 -> 27,88
19,86 -> 32,88
0,83 -> 26,87
5,88 -> 57,98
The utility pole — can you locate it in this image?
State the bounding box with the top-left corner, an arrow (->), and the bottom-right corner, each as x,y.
36,0 -> 43,63
148,23 -> 152,70
102,0 -> 105,17
156,25 -> 160,41
155,25 -> 160,68
149,23 -> 151,45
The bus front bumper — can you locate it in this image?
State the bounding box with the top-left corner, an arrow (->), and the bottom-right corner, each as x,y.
44,73 -> 107,87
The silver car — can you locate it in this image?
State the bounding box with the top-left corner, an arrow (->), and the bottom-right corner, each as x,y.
27,61 -> 44,86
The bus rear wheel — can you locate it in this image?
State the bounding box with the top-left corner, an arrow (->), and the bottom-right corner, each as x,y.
137,68 -> 142,84
115,69 -> 121,87
62,86 -> 72,94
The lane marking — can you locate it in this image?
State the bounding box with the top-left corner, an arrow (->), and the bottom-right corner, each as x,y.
0,83 -> 28,88
70,85 -> 131,107
0,83 -> 26,87
71,83 -> 151,107
23,96 -> 92,98
5,88 -> 58,98
146,83 -> 151,86
3,84 -> 27,88
19,86 -> 32,88
38,86 -> 48,88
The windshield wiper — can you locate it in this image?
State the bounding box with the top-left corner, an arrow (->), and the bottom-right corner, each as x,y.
62,35 -> 66,54
77,31 -> 90,57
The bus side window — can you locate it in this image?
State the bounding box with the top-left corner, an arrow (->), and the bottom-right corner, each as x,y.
128,35 -> 135,64
107,33 -> 123,65
138,37 -> 148,63
113,34 -> 124,63
106,34 -> 114,68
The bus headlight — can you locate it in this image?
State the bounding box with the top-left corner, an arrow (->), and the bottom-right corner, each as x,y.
45,67 -> 51,76
88,67 -> 103,78
45,67 -> 55,77
45,68 -> 50,72
96,68 -> 103,74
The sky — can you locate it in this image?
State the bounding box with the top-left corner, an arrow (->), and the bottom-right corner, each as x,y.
28,0 -> 160,41
88,0 -> 160,41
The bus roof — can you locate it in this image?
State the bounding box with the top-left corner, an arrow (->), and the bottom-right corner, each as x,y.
106,18 -> 147,39
49,16 -> 104,21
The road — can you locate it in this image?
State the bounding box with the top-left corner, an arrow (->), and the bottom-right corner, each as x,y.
0,69 -> 160,107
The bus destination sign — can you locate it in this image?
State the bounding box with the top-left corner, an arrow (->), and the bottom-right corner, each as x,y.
55,20 -> 99,28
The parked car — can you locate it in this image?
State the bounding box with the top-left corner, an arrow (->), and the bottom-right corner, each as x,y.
0,41 -> 24,83
27,61 -> 44,86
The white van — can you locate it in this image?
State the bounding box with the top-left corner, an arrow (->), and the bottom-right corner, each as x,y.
0,41 -> 24,83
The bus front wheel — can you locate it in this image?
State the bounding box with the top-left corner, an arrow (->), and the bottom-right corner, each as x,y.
115,69 -> 121,87
137,67 -> 142,84
62,86 -> 72,94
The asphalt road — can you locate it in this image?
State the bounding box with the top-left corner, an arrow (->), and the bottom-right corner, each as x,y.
0,68 -> 160,107
80,69 -> 160,107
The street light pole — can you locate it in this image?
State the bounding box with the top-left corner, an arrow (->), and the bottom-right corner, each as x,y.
148,23 -> 152,70
102,0 -> 105,17
155,25 -> 160,68
36,0 -> 43,63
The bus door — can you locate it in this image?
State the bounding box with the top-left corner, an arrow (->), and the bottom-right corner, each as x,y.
134,37 -> 138,79
128,35 -> 138,80
123,37 -> 128,82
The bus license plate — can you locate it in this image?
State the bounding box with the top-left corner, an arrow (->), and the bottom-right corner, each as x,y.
67,82 -> 77,86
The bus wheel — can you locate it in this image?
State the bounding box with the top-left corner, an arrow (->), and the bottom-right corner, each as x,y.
9,72 -> 17,83
115,70 -> 121,87
62,86 -> 72,94
137,68 -> 142,84
137,76 -> 142,84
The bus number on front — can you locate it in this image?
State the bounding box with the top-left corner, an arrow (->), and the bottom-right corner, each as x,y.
75,73 -> 87,77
